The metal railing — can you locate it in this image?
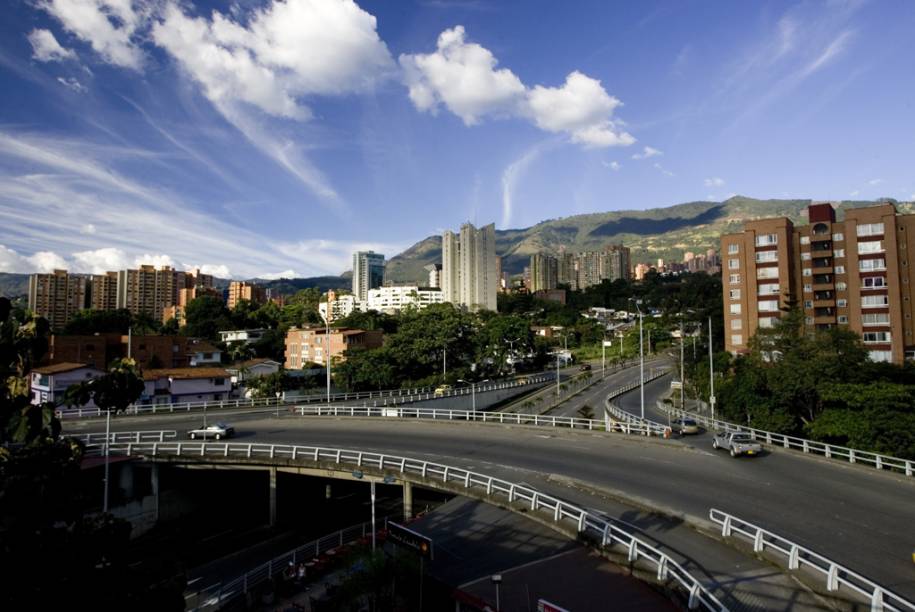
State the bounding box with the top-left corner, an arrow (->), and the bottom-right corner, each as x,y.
56,376 -> 550,420
662,405 -> 914,477
87,441 -> 727,611
709,509 -> 914,612
71,430 -> 178,444
186,519 -> 386,611
603,369 -> 672,436
294,405 -> 664,437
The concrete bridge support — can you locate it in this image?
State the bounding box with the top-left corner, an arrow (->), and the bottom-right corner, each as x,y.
268,467 -> 277,527
403,481 -> 413,520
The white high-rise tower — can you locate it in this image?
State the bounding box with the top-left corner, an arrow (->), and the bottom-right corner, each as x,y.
441,222 -> 497,311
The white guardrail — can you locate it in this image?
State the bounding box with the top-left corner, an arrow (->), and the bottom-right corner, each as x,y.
662,404 -> 914,477
56,376 -> 551,420
709,509 -> 914,612
86,441 -> 727,611
603,369 -> 672,436
186,519 -> 389,611
72,430 -> 178,444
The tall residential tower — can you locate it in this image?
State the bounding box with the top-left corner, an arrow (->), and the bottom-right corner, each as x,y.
441,222 -> 498,311
352,251 -> 385,302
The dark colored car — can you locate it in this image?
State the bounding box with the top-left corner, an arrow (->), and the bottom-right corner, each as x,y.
579,364 -> 592,371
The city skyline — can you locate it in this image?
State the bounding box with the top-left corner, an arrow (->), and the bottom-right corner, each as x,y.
2,0 -> 915,278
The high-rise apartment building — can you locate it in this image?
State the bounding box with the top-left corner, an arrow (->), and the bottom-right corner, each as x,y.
604,244 -> 631,283
722,202 -> 915,364
352,251 -> 385,302
441,222 -> 498,311
116,265 -> 180,322
530,254 -> 559,292
557,250 -> 577,289
424,263 -> 442,288
89,271 -> 118,311
28,270 -> 88,330
227,281 -> 267,309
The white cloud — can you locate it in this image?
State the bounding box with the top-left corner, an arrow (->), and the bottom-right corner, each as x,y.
39,0 -> 146,69
631,146 -> 662,160
57,76 -> 87,93
867,178 -> 883,186
152,0 -> 394,120
80,223 -> 96,234
803,30 -> 853,77
399,25 -> 525,125
849,190 -> 860,197
275,239 -> 407,277
501,142 -> 553,228
184,263 -> 231,278
400,26 -> 634,148
910,193 -> 915,201
602,160 -> 621,171
525,71 -> 634,147
0,245 -> 69,273
71,247 -> 130,273
258,269 -> 298,280
27,28 -> 76,62
704,177 -> 725,187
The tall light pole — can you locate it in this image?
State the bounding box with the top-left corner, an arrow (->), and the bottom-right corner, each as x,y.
708,316 -> 716,421
679,321 -> 685,410
325,311 -> 331,404
629,298 -> 645,420
442,344 -> 447,382
555,353 -> 560,396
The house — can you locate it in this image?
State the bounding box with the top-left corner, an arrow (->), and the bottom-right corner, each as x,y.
226,358 -> 282,384
284,327 -> 383,369
219,329 -> 268,346
140,368 -> 231,405
187,340 -> 222,366
31,362 -> 105,407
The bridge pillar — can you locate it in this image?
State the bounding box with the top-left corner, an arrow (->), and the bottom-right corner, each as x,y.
151,464 -> 160,523
403,481 -> 413,520
268,467 -> 277,527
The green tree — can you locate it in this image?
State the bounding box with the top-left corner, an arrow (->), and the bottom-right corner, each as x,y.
64,358 -> 145,414
182,295 -> 231,341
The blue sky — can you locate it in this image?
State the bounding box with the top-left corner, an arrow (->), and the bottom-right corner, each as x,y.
1,0 -> 913,278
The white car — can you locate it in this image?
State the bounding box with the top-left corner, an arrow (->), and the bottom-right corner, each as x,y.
187,422 -> 235,440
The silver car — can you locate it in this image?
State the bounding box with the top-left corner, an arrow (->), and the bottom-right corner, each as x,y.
673,418 -> 700,435
187,422 -> 235,440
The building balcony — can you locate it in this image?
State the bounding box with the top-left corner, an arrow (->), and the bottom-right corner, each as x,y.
814,316 -> 837,325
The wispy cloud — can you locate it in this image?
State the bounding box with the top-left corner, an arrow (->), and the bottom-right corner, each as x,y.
631,146 -> 662,160
654,162 -> 674,177
602,160 -> 621,171
867,178 -> 883,186
704,177 -> 725,187
501,140 -> 557,228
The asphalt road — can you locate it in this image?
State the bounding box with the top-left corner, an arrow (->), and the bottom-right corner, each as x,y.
548,358 -> 668,418
66,399 -> 915,608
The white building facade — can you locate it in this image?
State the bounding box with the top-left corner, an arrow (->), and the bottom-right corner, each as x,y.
366,286 -> 443,313
441,222 -> 498,311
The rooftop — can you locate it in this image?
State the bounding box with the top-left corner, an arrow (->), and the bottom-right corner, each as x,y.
33,362 -> 94,375
142,367 -> 229,381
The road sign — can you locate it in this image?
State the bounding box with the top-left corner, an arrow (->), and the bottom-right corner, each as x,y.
537,599 -> 570,612
670,381 -> 683,389
388,522 -> 433,559
602,340 -> 613,347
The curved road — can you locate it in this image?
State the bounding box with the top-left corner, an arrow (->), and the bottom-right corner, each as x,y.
66,392 -> 915,608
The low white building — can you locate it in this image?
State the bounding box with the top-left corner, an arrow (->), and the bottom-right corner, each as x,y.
365,286 -> 443,314
141,368 -> 231,404
31,362 -> 104,407
319,294 -> 360,321
187,340 -> 222,366
219,329 -> 268,345
226,358 -> 282,384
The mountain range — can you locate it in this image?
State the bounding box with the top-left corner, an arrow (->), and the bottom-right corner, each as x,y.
385,196 -> 914,282
3,196 -> 911,297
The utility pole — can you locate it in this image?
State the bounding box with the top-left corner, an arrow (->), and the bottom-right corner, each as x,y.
325,313 -> 331,404
679,321 -> 685,410
708,316 -> 716,421
630,298 -> 645,420
443,345 -> 447,382
555,354 -> 560,396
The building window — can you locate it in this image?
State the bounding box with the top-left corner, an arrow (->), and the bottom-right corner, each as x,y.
802,268 -> 812,277
835,265 -> 845,274
859,259 -> 886,272
801,253 -> 812,261
756,251 -> 778,263
729,289 -> 741,300
861,295 -> 889,308
728,244 -> 739,254
214,377 -> 225,386
758,300 -> 779,312
755,233 -> 778,246
862,276 -> 887,289
837,299 -> 847,307
730,319 -> 742,330
729,303 -> 742,315
731,334 -> 743,346
863,331 -> 891,344
857,223 -> 885,237
804,300 -> 813,309
800,236 -> 810,245
805,316 -> 814,324
758,283 -> 779,295
758,267 -> 779,279
812,223 -> 829,235
836,282 -> 847,291
758,317 -> 774,329
858,241 -> 884,254
868,350 -> 892,363
834,249 -> 845,258
728,258 -> 740,270
862,313 -> 890,326
729,273 -> 741,284
803,284 -> 812,292
838,315 -> 848,324
833,232 -> 844,242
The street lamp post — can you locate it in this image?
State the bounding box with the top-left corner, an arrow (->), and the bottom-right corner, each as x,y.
708,316 -> 716,421
325,313 -> 331,405
555,354 -> 561,396
491,574 -> 502,611
275,390 -> 281,418
679,321 -> 685,410
629,298 -> 645,420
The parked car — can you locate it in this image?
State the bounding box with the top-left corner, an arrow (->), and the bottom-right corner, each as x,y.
187,422 -> 235,440
712,431 -> 762,457
673,418 -> 700,435
579,363 -> 592,371
433,384 -> 453,397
